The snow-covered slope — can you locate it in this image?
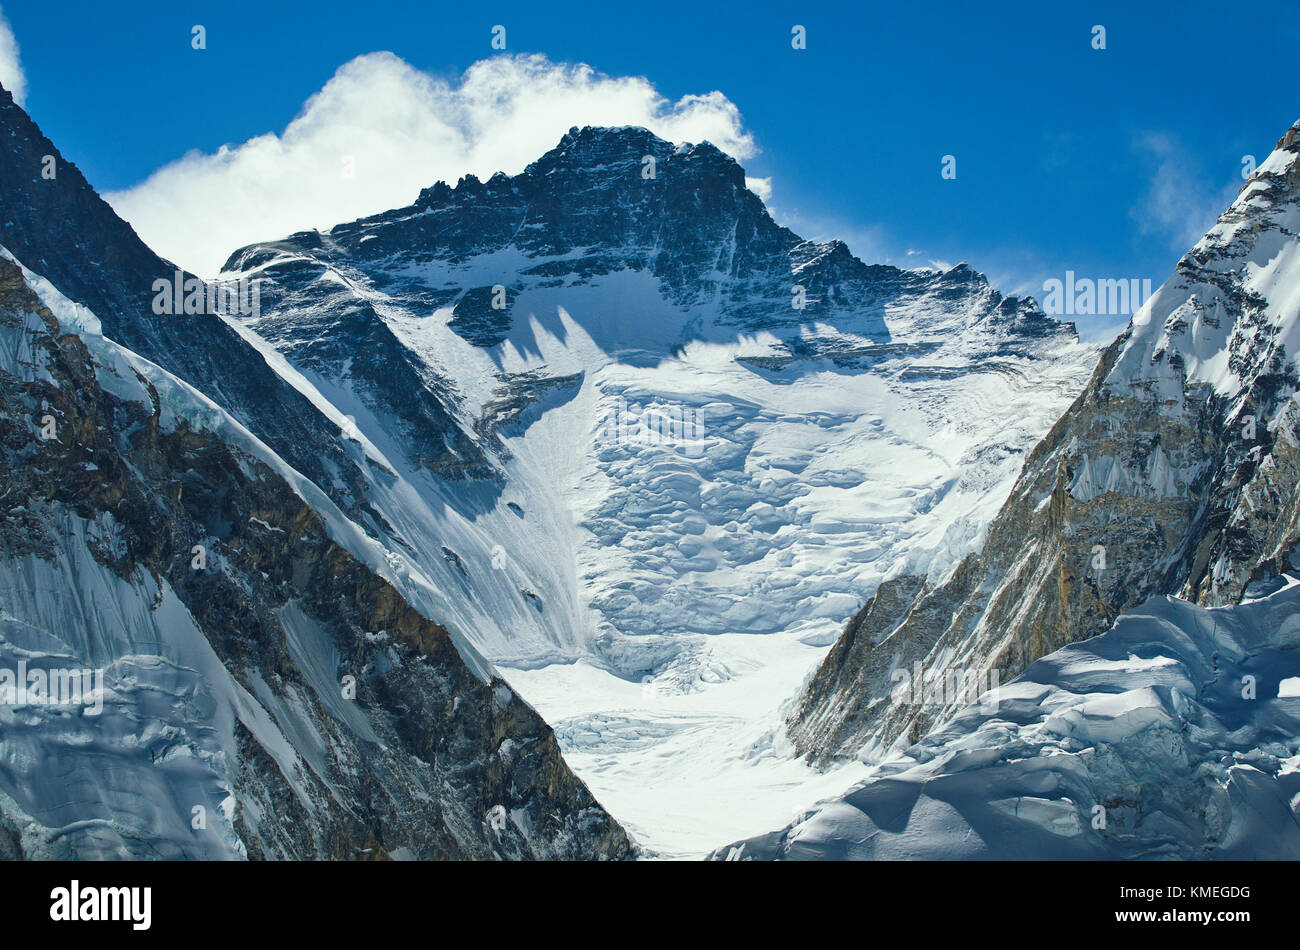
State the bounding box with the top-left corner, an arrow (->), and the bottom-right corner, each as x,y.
719,576 -> 1300,860
0,243 -> 629,856
220,126 -> 1097,854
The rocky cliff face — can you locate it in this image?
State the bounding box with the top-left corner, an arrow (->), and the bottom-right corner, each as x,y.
789,118 -> 1300,767
0,254 -> 630,859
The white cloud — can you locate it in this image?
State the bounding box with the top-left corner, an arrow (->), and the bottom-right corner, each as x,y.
745,176 -> 772,202
107,52 -> 758,276
0,6 -> 26,106
1131,132 -> 1237,253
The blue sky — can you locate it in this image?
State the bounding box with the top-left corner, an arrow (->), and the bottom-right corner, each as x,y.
3,0 -> 1298,338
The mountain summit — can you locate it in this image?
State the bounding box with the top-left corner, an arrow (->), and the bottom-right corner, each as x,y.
214,124 -> 1092,853
227,125 -> 1071,353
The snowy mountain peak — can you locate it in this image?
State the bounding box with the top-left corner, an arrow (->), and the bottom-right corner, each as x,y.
1111,115 -> 1300,403
226,123 -> 1077,363
539,124 -> 745,179
788,115 -> 1300,768
408,125 -> 751,220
